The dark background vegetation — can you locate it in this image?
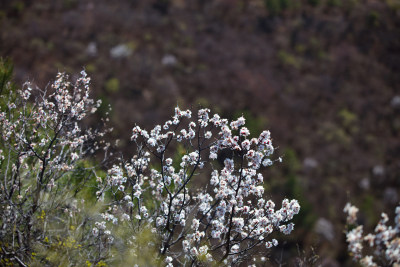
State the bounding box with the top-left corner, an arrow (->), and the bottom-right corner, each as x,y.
1,0 -> 399,265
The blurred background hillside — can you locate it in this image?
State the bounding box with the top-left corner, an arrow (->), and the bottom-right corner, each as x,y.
1,0 -> 399,265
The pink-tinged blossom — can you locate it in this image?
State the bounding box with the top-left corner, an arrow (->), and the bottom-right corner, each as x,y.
344,203 -> 359,225
346,225 -> 364,260
360,256 -> 377,267
240,127 -> 250,137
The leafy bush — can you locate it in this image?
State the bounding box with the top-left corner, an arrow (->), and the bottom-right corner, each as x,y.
0,61 -> 107,266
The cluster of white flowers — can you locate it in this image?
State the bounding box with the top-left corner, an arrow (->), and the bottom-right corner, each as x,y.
99,106 -> 300,265
344,203 -> 400,266
0,71 -> 104,171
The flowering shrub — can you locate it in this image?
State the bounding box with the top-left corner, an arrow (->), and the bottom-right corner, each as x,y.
0,62 -> 109,266
0,63 -> 300,266
344,203 -> 400,267
98,106 -> 300,265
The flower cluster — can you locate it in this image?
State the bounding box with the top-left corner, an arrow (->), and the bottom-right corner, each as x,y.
344,203 -> 400,266
99,106 -> 300,265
